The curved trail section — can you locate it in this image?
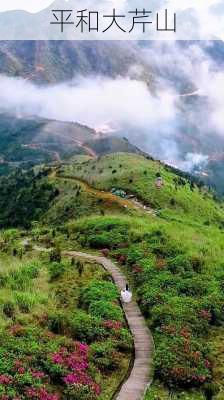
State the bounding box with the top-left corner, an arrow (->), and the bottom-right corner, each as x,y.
63,250 -> 154,400
53,172 -> 156,216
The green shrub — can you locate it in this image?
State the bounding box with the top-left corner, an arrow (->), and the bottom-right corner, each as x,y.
154,334 -> 211,387
69,311 -> 105,343
76,260 -> 84,277
64,385 -> 97,400
201,293 -> 224,326
47,310 -> 68,334
116,328 -> 133,352
0,273 -> 7,288
71,217 -> 129,249
177,277 -> 207,297
90,340 -> 120,371
3,301 -> 15,318
87,231 -> 125,249
5,263 -> 40,290
150,296 -> 210,334
48,262 -> 66,281
80,281 -> 118,308
89,300 -> 123,321
23,263 -> 40,279
167,254 -> 192,274
126,245 -> 144,264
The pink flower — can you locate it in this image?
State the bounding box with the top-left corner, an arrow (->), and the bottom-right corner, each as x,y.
92,383 -> 101,395
103,320 -> 122,330
17,367 -> 25,374
63,373 -> 79,385
14,360 -> 23,369
204,359 -> 211,369
31,371 -> 46,379
25,387 -> 60,400
0,374 -> 13,385
50,343 -> 101,396
198,309 -> 212,321
78,343 -> 89,353
52,353 -> 64,365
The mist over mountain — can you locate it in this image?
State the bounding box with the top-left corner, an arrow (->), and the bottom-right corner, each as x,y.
0,40 -> 224,193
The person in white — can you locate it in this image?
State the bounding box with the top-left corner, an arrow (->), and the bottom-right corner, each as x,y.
121,284 -> 132,303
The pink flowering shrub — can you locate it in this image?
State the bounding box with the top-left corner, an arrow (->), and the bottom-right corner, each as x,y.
49,342 -> 100,399
0,331 -> 101,400
0,359 -> 57,400
25,387 -> 59,400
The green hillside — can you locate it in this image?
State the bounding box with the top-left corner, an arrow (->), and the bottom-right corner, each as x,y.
59,153 -> 224,226
0,114 -> 142,175
51,153 -> 224,399
0,152 -> 224,399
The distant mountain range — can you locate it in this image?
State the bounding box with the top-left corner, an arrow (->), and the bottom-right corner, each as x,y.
0,39 -> 151,177
0,40 -> 150,83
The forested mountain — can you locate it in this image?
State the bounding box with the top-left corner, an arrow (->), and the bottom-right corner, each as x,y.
0,41 -> 149,83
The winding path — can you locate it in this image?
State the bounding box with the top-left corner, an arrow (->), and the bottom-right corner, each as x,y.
52,171 -> 156,216
63,250 -> 154,400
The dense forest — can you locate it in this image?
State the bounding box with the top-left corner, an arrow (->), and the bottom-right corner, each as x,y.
0,169 -> 58,228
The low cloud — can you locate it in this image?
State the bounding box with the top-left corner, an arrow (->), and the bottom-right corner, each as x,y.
0,41 -> 224,172
0,75 -> 176,129
179,153 -> 209,173
0,73 -> 179,156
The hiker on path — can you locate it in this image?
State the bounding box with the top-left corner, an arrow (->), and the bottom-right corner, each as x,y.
121,283 -> 132,303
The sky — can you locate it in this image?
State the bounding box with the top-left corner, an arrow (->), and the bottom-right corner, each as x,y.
0,0 -> 53,13
0,0 -> 223,39
0,0 -> 124,13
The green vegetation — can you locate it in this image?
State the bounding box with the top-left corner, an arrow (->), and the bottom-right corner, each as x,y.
61,153 -> 224,225
0,151 -> 224,399
0,169 -> 59,228
0,252 -> 132,399
44,174 -> 126,226
69,214 -> 224,396
54,152 -> 224,399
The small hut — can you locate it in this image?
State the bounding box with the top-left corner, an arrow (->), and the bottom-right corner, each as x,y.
155,176 -> 164,189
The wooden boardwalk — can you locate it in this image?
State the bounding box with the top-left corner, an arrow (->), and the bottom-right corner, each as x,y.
63,251 -> 154,400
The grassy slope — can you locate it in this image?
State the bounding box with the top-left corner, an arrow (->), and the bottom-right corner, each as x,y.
48,152 -> 224,400
45,172 -> 130,225
60,153 -> 224,226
